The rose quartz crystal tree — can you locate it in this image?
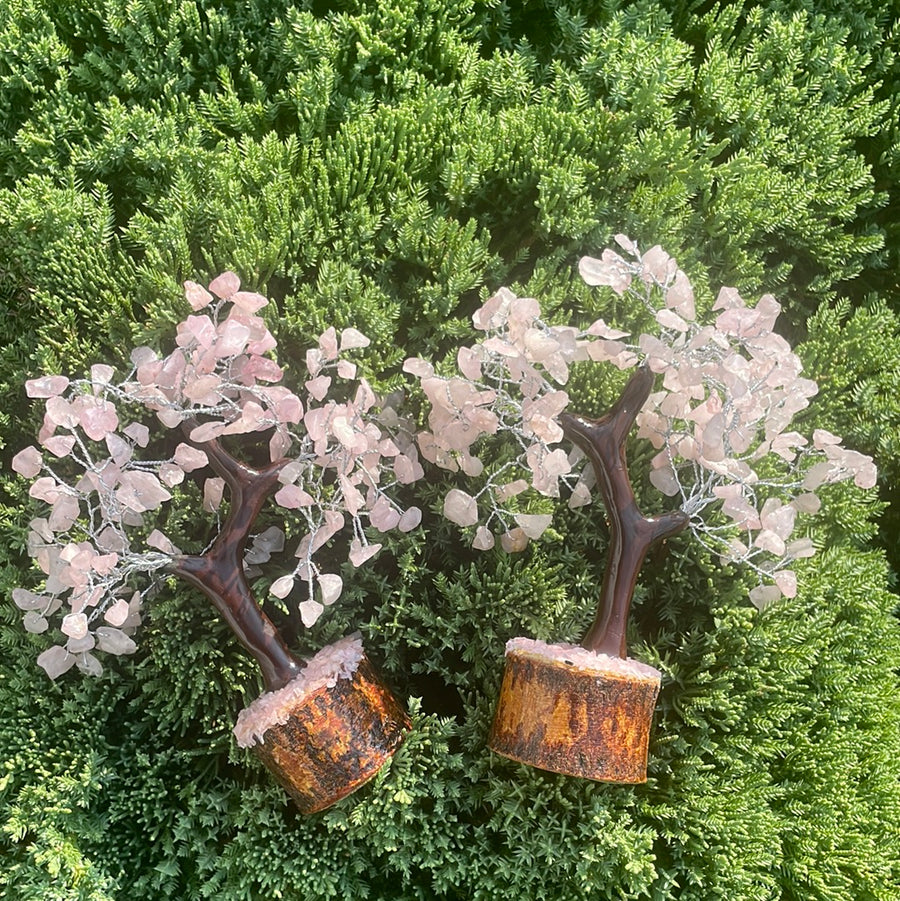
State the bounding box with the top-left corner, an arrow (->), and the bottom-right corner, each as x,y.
405,237 -> 877,659
12,273 -> 423,685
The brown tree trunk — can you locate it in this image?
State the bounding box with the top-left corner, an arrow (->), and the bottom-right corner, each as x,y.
169,431 -> 304,692
560,367 -> 689,658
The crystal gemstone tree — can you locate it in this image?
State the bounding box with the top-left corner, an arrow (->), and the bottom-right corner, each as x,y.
406,237 -> 876,783
12,273 -> 424,812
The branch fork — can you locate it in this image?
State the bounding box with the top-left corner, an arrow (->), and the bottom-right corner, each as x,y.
169,424 -> 303,691
560,367 -> 689,658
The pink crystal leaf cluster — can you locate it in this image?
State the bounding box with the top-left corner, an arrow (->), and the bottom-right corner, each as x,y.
406,237 -> 877,609
12,274 -> 422,679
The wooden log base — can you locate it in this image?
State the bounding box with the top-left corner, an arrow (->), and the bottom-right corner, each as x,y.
488,638 -> 661,784
233,635 -> 410,813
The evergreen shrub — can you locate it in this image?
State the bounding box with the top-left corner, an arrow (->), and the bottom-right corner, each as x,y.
1,0 -> 899,897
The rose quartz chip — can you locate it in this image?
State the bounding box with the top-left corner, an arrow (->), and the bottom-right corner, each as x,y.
750,585 -> 781,610
269,575 -> 294,599
394,453 -> 424,484
208,271 -> 240,299
215,319 -> 251,357
305,375 -> 332,401
514,513 -> 552,539
25,375 -> 70,398
300,599 -> 325,627
38,645 -> 76,680
173,443 -> 208,472
183,279 -> 213,310
76,396 -> 119,441
402,357 -> 434,378
774,570 -> 798,598
61,613 -> 89,639
317,573 -> 343,606
578,252 -> 631,295
649,464 -> 680,496
472,288 -> 513,330
336,359 -> 357,379
104,599 -> 130,627
203,477 -> 225,512
231,290 -> 268,313
48,494 -> 80,532
349,539 -> 382,567
12,446 -> 43,477
123,422 -> 150,447
472,526 -> 495,550
339,327 -> 370,351
238,355 -> 283,384
398,506 -> 422,533
457,346 -> 483,380
665,270 -> 696,320
45,396 -> 79,430
95,627 -> 137,655
369,496 -> 401,531
500,527 -> 528,552
274,483 -> 314,509
116,472 -> 172,513
318,327 -> 339,360
443,489 -> 478,527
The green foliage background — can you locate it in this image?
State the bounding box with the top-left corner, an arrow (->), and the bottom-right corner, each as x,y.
1,0 -> 899,897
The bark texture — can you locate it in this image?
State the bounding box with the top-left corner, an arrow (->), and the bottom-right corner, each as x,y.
251,654 -> 411,813
489,646 -> 661,783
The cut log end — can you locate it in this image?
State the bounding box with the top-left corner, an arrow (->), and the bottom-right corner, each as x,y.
488,638 -> 661,784
237,637 -> 410,813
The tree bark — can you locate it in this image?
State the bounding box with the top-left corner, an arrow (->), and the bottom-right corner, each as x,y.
560,367 -> 689,658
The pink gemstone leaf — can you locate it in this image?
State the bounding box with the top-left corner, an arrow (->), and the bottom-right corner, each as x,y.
270,575 -> 294,599
203,477 -> 226,512
398,506 -> 422,533
317,573 -> 343,605
339,328 -> 370,351
37,645 -> 76,680
299,600 -> 325,627
231,290 -> 268,313
369,496 -> 401,532
123,422 -> 150,447
116,472 -> 173,514
514,513 -> 552,540
104,599 -> 131,627
578,252 -> 632,296
500,527 -> 529,553
184,280 -> 213,310
208,271 -> 241,299
25,375 -> 70,399
173,443 -> 209,472
305,376 -> 332,402
12,446 -> 43,478
472,525 -> 495,550
472,288 -> 514,331
442,488 -> 479,527
95,626 -> 137,656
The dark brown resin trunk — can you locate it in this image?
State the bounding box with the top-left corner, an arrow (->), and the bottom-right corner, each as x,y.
559,367 -> 689,658
166,425 -> 409,811
169,430 -> 303,691
488,368 -> 686,783
251,653 -> 410,814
